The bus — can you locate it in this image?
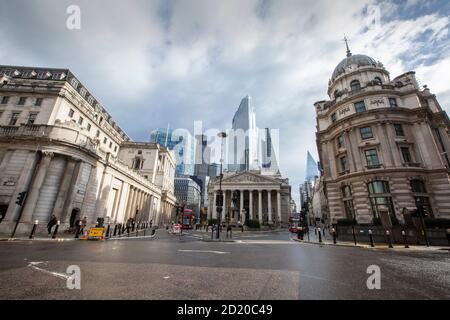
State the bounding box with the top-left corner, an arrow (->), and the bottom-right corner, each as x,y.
181,209 -> 195,229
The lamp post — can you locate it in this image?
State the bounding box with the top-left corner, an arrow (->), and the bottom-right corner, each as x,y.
217,131 -> 227,239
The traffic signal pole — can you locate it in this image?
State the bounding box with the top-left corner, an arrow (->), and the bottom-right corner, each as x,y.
10,191 -> 28,238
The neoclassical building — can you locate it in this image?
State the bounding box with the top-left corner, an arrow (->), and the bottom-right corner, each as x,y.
0,65 -> 176,236
315,45 -> 450,225
207,171 -> 291,226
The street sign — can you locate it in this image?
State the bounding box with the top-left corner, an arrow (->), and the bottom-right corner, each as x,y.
173,224 -> 181,234
88,227 -> 104,237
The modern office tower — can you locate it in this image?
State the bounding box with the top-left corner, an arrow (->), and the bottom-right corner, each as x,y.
305,151 -> 319,182
150,127 -> 195,176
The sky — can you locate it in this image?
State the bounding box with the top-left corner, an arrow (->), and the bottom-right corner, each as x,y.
1,0 -> 449,205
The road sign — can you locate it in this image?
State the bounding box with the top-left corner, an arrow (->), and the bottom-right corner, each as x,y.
173,224 -> 181,234
88,227 -> 104,238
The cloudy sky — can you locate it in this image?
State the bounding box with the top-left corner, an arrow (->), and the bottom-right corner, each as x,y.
1,0 -> 449,204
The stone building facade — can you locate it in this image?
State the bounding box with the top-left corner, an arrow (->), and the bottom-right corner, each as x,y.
0,65 -> 176,236
207,171 -> 291,227
314,48 -> 450,226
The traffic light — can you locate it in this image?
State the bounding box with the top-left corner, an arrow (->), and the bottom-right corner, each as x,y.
15,191 -> 27,206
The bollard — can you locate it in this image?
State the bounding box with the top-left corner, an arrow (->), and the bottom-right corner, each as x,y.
386,230 -> 393,248
144,228 -> 146,236
106,224 -> 111,239
368,229 -> 375,247
332,227 -> 337,244
306,227 -> 310,241
318,227 -> 322,243
75,221 -> 81,239
29,220 -> 38,239
52,220 -> 60,239
211,226 -> 214,239
113,224 -> 118,237
352,225 -> 357,246
402,230 -> 409,248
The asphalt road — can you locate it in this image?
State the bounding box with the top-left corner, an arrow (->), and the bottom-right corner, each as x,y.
0,229 -> 449,299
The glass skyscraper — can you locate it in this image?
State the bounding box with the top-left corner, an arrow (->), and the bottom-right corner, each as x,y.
149,127 -> 195,176
305,151 -> 319,182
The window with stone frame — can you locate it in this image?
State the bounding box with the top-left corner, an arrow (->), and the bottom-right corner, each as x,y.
27,113 -> 38,125
394,123 -> 405,136
354,101 -> 366,113
68,108 -> 75,118
364,148 -> 380,167
389,97 -> 398,107
34,98 -> 43,107
87,123 -> 91,132
341,185 -> 355,220
400,147 -> 413,163
350,80 -> 361,92
17,97 -> 27,105
337,134 -> 344,148
1,96 -> 10,104
9,112 -> 20,125
339,155 -> 348,173
360,126 -> 373,140
367,180 -> 395,220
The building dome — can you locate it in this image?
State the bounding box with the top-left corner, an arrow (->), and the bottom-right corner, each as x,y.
331,54 -> 378,81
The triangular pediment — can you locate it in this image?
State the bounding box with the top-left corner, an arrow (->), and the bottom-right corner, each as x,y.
221,171 -> 279,184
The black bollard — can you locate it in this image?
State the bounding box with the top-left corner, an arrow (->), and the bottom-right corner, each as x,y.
332,228 -> 337,244
105,224 -> 111,239
75,221 -> 81,239
113,224 -> 118,237
29,220 -> 38,239
386,230 -> 393,248
402,230 -> 409,248
369,229 -> 375,247
318,228 -> 322,243
52,221 -> 60,239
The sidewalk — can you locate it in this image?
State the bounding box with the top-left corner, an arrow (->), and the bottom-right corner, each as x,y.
0,233 -> 78,242
293,229 -> 450,252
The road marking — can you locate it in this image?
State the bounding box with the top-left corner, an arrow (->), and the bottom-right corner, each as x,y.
27,261 -> 70,280
178,249 -> 230,255
236,240 -> 297,245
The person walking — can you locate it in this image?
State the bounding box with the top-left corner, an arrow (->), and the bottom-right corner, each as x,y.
47,214 -> 57,235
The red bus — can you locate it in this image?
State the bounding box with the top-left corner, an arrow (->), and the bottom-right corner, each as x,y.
181,209 -> 195,229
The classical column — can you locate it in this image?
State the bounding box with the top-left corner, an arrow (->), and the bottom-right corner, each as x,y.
267,190 -> 273,224
239,190 -> 244,223
51,158 -> 77,220
222,190 -> 227,221
258,190 -> 263,224
21,152 -> 53,223
213,191 -> 217,219
249,190 -> 253,220
126,187 -> 136,220
277,190 -> 281,223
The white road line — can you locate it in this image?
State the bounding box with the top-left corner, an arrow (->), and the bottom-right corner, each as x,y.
178,249 -> 230,255
27,261 -> 70,280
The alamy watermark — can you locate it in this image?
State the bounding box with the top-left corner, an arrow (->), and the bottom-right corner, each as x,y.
366,265 -> 381,290
66,5 -> 81,30
66,265 -> 81,290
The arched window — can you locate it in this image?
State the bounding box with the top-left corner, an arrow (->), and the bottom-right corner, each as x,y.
350,80 -> 361,92
374,77 -> 382,85
334,90 -> 339,99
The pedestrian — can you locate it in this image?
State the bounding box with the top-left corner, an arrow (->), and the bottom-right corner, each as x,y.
226,225 -> 232,238
81,216 -> 87,228
150,220 -> 153,228
47,214 -> 57,235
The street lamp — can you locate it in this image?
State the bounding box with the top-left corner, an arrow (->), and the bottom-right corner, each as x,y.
217,131 -> 227,239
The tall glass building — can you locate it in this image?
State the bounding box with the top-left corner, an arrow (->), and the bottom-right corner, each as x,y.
149,127 -> 195,176
305,151 -> 319,182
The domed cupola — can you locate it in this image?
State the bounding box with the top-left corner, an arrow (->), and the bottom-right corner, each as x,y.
331,40 -> 378,81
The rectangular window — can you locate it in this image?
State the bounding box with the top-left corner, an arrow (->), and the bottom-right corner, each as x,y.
389,98 -> 398,107
401,147 -> 412,163
337,135 -> 344,148
78,117 -> 84,125
360,127 -> 373,140
35,98 -> 43,106
394,123 -> 405,136
27,113 -> 38,125
68,108 -> 75,118
1,96 -> 10,104
9,112 -> 20,125
96,130 -> 100,138
87,123 -> 91,131
109,141 -> 112,148
354,101 -> 366,113
17,97 -> 27,105
114,146 -> 118,152
331,112 -> 337,123
103,137 -> 107,144
365,148 -> 380,167
340,156 -> 348,173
